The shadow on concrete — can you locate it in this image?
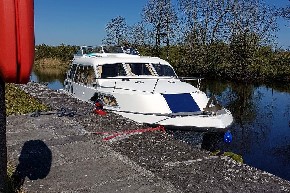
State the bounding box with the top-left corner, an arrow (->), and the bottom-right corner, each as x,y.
201,132 -> 224,151
12,140 -> 52,189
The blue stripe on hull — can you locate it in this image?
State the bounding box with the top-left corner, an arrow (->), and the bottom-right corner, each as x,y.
162,93 -> 200,113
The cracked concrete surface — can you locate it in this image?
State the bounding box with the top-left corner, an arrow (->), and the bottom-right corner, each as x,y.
6,83 -> 290,192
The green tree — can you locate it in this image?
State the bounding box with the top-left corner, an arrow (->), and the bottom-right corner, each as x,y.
103,16 -> 128,45
280,4 -> 290,20
229,31 -> 260,80
142,0 -> 178,56
178,0 -> 233,45
177,0 -> 278,79
178,0 -> 277,45
127,22 -> 147,47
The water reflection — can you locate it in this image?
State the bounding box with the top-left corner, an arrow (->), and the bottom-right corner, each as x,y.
31,69 -> 65,90
199,79 -> 290,181
30,71 -> 290,181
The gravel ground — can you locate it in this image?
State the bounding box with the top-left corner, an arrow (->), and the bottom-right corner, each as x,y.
8,82 -> 290,193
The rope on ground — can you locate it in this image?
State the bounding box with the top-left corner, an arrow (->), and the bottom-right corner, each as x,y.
30,107 -> 89,117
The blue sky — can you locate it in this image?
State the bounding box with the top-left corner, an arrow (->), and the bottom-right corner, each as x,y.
34,0 -> 290,48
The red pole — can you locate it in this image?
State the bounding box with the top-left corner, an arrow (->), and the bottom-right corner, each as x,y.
0,0 -> 34,191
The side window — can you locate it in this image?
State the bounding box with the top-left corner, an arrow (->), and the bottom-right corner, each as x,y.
68,64 -> 77,79
73,65 -> 96,85
73,65 -> 81,82
102,64 -> 117,78
152,63 -> 176,77
117,63 -> 126,76
129,63 -> 152,75
74,65 -> 84,83
86,66 -> 96,85
101,63 -> 126,78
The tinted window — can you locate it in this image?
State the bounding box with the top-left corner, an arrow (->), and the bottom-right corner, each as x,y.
86,66 -> 96,85
152,63 -> 176,77
68,64 -> 78,79
102,46 -> 123,53
72,65 -> 96,85
101,63 -> 126,78
129,63 -> 152,75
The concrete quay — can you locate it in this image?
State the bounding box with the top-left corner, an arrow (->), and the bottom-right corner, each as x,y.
6,83 -> 290,192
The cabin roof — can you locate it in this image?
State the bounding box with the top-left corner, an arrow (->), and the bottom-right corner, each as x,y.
72,53 -> 171,67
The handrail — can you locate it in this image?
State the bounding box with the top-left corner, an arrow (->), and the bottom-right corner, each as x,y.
179,77 -> 204,81
95,76 -> 177,80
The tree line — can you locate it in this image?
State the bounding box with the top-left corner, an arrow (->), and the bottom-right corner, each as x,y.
102,0 -> 290,82
35,44 -> 78,63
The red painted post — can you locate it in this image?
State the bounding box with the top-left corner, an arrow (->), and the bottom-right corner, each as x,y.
0,0 -> 34,191
0,0 -> 34,83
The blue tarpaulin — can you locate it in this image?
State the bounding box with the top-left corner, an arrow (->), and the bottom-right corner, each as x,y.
162,93 -> 200,113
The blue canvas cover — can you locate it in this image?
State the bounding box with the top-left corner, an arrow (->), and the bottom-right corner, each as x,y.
162,93 -> 200,113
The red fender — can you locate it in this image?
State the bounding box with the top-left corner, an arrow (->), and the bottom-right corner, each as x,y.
0,0 -> 34,83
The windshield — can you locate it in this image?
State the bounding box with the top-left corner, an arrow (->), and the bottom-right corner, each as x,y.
100,63 -> 126,78
129,63 -> 154,76
82,46 -> 102,54
102,46 -> 124,53
152,63 -> 176,77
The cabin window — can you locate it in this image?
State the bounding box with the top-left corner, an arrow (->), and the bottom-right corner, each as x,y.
101,63 -> 126,78
68,64 -> 78,79
129,63 -> 153,76
76,50 -> 83,56
102,46 -> 124,53
86,66 -> 96,85
74,66 -> 84,83
73,65 -> 81,82
73,65 -> 96,85
83,47 -> 95,54
152,63 -> 176,77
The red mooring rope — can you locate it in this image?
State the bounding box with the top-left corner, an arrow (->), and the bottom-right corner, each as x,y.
93,125 -> 166,141
93,102 -> 165,141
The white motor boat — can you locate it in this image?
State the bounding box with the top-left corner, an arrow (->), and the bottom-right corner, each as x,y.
63,46 -> 233,132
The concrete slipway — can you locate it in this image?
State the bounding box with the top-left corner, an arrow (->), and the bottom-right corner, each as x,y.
6,83 -> 290,192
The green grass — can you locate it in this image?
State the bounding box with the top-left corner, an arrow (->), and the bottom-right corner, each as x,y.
211,150 -> 244,163
33,58 -> 69,71
223,152 -> 244,163
5,84 -> 49,116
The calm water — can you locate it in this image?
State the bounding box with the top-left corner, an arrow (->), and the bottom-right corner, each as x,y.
199,80 -> 290,181
31,71 -> 290,181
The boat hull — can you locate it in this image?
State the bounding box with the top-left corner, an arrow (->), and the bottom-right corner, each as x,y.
116,109 -> 233,132
63,79 -> 234,132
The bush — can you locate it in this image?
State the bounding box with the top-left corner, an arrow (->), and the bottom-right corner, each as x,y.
5,84 -> 49,116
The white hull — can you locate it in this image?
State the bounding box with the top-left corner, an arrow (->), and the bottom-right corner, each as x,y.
116,109 -> 233,130
64,78 -> 233,131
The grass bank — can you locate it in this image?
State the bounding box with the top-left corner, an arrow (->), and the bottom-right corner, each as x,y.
5,84 -> 49,116
34,44 -> 77,70
33,58 -> 69,72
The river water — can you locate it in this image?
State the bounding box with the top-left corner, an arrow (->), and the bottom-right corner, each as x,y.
30,71 -> 290,181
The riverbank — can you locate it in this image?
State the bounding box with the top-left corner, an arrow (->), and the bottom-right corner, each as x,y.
34,44 -> 290,83
6,82 -> 290,192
